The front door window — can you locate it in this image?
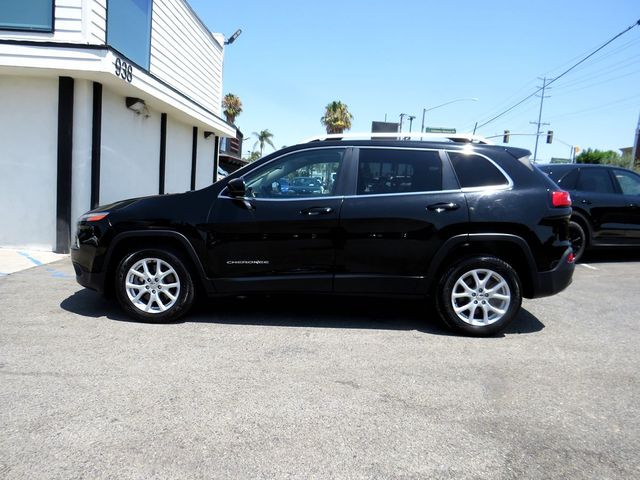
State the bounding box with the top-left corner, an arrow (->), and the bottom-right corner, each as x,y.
243,148 -> 346,198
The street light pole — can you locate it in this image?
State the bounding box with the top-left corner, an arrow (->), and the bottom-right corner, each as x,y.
420,97 -> 478,134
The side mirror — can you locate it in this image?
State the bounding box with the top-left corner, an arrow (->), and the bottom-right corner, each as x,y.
227,177 -> 246,197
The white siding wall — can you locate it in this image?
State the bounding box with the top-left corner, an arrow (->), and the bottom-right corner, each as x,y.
195,133 -> 215,189
164,117 -> 192,194
0,0 -> 106,44
150,0 -> 223,114
100,88 -> 160,204
72,79 -> 93,234
87,0 -> 106,44
55,0 -> 83,42
0,76 -> 58,250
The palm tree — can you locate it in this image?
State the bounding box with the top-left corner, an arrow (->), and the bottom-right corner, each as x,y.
252,129 -> 275,156
320,101 -> 353,134
222,93 -> 242,125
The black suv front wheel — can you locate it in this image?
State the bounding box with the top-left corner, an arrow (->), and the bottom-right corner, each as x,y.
115,249 -> 195,322
436,256 -> 522,336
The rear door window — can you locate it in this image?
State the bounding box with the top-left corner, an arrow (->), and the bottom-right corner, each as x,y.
448,152 -> 509,188
576,169 -> 615,194
356,149 -> 442,195
557,169 -> 579,190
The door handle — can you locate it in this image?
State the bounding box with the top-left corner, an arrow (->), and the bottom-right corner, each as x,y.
427,202 -> 460,213
300,207 -> 333,216
581,199 -> 592,205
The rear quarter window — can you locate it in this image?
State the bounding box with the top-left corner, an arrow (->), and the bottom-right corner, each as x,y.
448,152 -> 509,188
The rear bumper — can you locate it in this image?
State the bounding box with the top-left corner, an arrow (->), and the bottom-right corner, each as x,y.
530,247 -> 575,298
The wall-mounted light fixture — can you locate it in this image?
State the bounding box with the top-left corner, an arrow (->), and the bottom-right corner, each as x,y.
126,97 -> 147,116
204,131 -> 215,139
224,29 -> 242,45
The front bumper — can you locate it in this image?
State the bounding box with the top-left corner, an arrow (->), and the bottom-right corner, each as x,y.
71,247 -> 107,293
531,247 -> 575,298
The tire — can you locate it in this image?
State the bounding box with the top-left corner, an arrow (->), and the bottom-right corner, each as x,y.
436,256 -> 522,336
568,220 -> 587,262
115,249 -> 195,322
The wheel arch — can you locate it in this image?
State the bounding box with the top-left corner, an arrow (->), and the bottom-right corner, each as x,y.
103,230 -> 212,297
424,234 -> 537,298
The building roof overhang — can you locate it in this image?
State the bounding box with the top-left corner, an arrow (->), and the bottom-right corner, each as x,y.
0,40 -> 235,138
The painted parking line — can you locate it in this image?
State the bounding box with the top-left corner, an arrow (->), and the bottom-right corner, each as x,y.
580,263 -> 599,271
17,251 -> 43,267
45,267 -> 72,279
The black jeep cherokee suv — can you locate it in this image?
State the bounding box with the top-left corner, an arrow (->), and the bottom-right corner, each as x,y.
72,138 -> 575,336
538,163 -> 640,261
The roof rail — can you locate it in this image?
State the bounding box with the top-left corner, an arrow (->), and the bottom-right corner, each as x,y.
302,132 -> 492,144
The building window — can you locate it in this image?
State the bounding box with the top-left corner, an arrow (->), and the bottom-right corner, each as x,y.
107,0 -> 153,69
0,0 -> 54,32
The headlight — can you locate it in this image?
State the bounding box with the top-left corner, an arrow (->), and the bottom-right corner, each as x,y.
79,212 -> 109,222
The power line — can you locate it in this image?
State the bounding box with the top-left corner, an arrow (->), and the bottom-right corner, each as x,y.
546,93 -> 640,121
553,68 -> 640,96
552,55 -> 640,91
476,18 -> 640,130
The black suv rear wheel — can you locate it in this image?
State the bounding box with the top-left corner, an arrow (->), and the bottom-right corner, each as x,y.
115,249 -> 195,322
436,256 -> 522,336
568,220 -> 587,262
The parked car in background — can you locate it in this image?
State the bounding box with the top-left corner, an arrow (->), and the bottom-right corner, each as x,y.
538,164 -> 640,261
289,176 -> 324,195
71,134 -> 575,336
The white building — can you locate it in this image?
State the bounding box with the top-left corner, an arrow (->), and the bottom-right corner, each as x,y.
0,0 -> 235,253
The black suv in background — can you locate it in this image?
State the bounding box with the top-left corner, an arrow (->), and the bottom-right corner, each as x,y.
539,164 -> 640,261
72,135 -> 575,336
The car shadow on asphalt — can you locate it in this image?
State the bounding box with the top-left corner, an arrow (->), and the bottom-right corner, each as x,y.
60,289 -> 544,337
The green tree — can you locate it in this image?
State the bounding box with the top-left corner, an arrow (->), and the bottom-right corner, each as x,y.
576,148 -> 618,164
222,93 -> 243,125
320,101 -> 353,134
252,129 -> 275,156
244,151 -> 261,163
576,148 -> 634,168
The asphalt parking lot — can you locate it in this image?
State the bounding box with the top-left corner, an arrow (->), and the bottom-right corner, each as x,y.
1,252 -> 639,479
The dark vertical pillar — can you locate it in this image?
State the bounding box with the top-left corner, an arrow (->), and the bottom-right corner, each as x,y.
213,135 -> 220,183
90,82 -> 102,209
55,77 -> 74,254
190,126 -> 198,190
159,113 -> 167,194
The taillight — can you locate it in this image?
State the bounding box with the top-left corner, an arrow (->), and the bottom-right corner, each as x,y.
567,252 -> 575,263
551,190 -> 571,207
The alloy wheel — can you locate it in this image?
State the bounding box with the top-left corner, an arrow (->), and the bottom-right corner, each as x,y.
125,258 -> 181,313
450,268 -> 511,326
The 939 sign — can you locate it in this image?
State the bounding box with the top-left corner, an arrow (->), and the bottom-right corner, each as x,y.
114,57 -> 133,82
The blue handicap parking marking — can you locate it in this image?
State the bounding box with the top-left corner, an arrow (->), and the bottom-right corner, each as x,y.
17,251 -> 43,267
45,267 -> 72,279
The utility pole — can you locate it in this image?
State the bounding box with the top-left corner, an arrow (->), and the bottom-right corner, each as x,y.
399,113 -> 407,133
530,77 -> 551,162
407,115 -> 416,133
633,110 -> 640,169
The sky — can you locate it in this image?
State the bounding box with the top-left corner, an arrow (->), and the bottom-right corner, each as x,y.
189,0 -> 640,163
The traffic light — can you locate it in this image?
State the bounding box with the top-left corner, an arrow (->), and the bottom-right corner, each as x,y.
503,130 -> 510,143
546,130 -> 553,144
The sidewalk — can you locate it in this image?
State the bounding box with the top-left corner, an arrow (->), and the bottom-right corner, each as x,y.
0,248 -> 69,276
